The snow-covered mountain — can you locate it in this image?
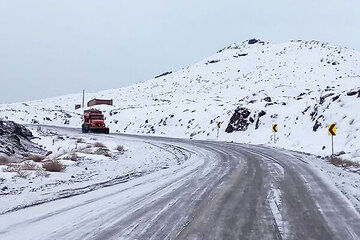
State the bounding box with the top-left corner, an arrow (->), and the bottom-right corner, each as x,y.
1,39 -> 360,160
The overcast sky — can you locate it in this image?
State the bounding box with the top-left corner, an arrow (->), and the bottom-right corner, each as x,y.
1,0 -> 359,103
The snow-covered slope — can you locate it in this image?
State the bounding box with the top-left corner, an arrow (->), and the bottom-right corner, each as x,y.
1,39 -> 360,159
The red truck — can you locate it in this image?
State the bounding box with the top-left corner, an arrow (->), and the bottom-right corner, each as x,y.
82,109 -> 109,134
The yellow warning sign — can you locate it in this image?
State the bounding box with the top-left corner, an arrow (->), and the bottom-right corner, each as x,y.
272,124 -> 278,133
328,124 -> 336,136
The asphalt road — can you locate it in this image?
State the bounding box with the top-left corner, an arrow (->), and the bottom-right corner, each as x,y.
0,130 -> 359,240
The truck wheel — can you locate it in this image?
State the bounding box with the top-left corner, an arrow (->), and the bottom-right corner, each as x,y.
82,124 -> 89,133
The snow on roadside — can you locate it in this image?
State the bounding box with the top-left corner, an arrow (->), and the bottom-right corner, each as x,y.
281,148 -> 360,212
0,126 -> 190,214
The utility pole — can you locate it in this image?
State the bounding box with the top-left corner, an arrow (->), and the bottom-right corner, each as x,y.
82,89 -> 85,108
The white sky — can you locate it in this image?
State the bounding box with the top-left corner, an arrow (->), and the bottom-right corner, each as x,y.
1,0 -> 359,103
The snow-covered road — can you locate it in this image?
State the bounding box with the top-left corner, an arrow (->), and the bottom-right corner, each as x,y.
0,129 -> 359,240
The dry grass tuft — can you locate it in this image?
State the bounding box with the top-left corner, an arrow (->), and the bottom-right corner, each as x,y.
69,153 -> 78,161
116,145 -> 125,153
27,155 -> 45,162
21,161 -> 39,171
0,156 -> 11,165
43,160 -> 66,172
328,156 -> 360,168
93,142 -> 105,148
4,161 -> 39,172
3,164 -> 19,173
16,170 -> 29,178
95,147 -> 111,157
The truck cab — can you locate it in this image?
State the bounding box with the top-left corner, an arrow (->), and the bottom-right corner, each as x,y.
82,109 -> 109,134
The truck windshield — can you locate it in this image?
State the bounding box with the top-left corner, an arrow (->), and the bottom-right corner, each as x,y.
91,115 -> 104,120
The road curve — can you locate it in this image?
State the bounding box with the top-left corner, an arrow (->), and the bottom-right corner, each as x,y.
0,131 -> 359,240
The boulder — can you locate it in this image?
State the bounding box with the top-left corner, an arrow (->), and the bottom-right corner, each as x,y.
248,39 -> 259,44
225,107 -> 251,133
0,120 -> 44,157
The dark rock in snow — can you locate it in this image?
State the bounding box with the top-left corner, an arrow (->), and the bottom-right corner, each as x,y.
155,71 -> 172,79
234,53 -> 248,58
332,95 -> 340,101
0,120 -> 45,157
313,115 -> 324,132
347,89 -> 360,97
225,107 -> 251,133
255,111 -> 267,130
258,110 -> 266,117
263,97 -> 272,102
248,39 -> 259,44
320,93 -> 334,104
206,60 -> 220,65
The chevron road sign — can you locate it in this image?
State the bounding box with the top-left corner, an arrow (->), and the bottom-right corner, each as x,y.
328,124 -> 336,136
328,123 -> 337,155
272,124 -> 278,133
272,124 -> 278,143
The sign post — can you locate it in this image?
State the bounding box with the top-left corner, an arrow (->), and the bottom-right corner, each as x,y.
272,124 -> 278,143
328,124 -> 337,155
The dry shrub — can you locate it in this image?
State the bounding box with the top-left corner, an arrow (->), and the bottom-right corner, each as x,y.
116,145 -> 125,153
36,170 -> 50,177
95,147 -> 111,157
69,153 -> 78,161
27,155 -> 45,162
0,156 -> 11,165
93,142 -> 105,148
4,161 -> 39,172
328,157 -> 360,168
16,170 -> 29,178
43,160 -> 66,172
81,148 -> 93,154
76,138 -> 85,143
21,161 -> 38,171
3,164 -> 19,172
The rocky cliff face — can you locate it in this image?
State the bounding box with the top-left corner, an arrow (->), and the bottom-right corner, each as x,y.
0,120 -> 44,157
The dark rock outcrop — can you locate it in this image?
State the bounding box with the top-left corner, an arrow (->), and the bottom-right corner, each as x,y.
347,89 -> 360,97
255,110 -> 267,130
155,71 -> 172,79
248,39 -> 259,44
226,108 -> 268,133
0,120 -> 45,157
206,60 -> 220,65
225,107 -> 251,133
263,97 -> 272,102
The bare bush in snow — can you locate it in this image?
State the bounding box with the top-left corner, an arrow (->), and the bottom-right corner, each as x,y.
93,142 -> 105,148
27,155 -> 45,162
43,160 -> 66,172
328,156 -> 360,168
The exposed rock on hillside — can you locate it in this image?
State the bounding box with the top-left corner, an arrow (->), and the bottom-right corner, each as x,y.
0,120 -> 45,157
226,107 -> 251,133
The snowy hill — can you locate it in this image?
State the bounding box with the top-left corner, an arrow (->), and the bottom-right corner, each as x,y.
1,39 -> 360,160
